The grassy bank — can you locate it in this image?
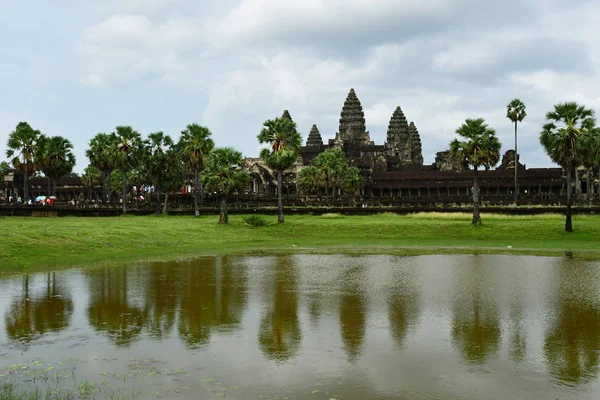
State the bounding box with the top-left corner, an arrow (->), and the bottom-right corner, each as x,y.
1,213 -> 600,272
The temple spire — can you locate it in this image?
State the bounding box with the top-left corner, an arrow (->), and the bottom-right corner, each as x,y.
282,110 -> 293,121
386,106 -> 409,146
306,124 -> 323,147
409,122 -> 424,166
338,88 -> 369,143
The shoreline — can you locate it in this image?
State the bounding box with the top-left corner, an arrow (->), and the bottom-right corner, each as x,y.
1,213 -> 599,274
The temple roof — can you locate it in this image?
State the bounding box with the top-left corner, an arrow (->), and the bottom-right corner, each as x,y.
339,88 -> 368,142
306,124 -> 323,147
386,106 -> 409,146
282,110 -> 293,120
409,122 -> 424,166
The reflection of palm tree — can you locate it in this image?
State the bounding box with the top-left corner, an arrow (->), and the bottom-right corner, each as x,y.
544,261 -> 600,384
451,260 -> 501,365
214,257 -> 248,329
338,265 -> 367,361
87,268 -> 147,347
145,262 -> 179,340
5,274 -> 73,346
387,270 -> 420,349
508,297 -> 527,363
258,257 -> 301,362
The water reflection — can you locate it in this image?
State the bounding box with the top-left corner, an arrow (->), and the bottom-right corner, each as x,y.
258,257 -> 301,362
338,264 -> 367,361
87,267 -> 147,347
387,263 -> 420,349
5,273 -> 73,347
544,260 -> 600,385
144,261 -> 179,340
451,259 -> 501,365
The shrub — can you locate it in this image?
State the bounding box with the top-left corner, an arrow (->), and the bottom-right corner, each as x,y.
243,215 -> 268,227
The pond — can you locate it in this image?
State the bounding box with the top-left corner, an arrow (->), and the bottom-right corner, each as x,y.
1,254 -> 600,399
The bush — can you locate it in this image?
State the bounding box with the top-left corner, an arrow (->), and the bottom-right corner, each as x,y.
243,215 -> 268,227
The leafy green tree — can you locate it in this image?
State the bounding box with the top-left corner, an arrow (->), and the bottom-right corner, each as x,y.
257,117 -> 302,223
0,161 -> 9,195
506,99 -> 527,204
6,122 -> 44,201
313,149 -> 347,202
38,136 -> 76,196
201,147 -> 250,224
540,102 -> 596,232
160,149 -> 186,214
81,166 -> 102,200
581,127 -> 600,207
296,166 -> 322,199
144,132 -> 174,214
178,124 -> 215,217
340,166 -> 361,206
86,133 -> 117,203
112,126 -> 143,215
450,118 -> 502,225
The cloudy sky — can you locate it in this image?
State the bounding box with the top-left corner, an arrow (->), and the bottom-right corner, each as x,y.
2,0 -> 600,172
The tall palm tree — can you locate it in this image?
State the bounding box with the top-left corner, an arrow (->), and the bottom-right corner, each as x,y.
144,132 -> 174,214
81,166 -> 102,200
450,118 -> 502,225
257,117 -> 302,223
39,136 -> 76,196
540,102 -> 596,232
112,126 -> 143,215
86,133 -> 117,203
506,99 -> 527,205
6,122 -> 44,202
178,124 -> 215,217
201,147 -> 250,224
313,148 -> 347,203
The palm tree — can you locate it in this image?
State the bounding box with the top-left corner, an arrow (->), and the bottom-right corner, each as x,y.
81,166 -> 102,200
313,149 -> 347,203
581,127 -> 600,207
112,126 -> 143,215
86,133 -> 117,203
144,132 -> 174,214
201,147 -> 250,224
39,136 -> 76,196
296,166 -> 322,200
178,124 -> 215,217
449,118 -> 502,225
160,149 -> 186,214
540,102 -> 596,232
506,99 -> 527,205
6,122 -> 44,202
257,117 -> 302,223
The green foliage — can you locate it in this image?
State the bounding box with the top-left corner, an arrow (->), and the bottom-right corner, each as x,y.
112,126 -> 143,173
581,127 -> 600,170
506,99 -> 527,123
201,147 -> 250,196
86,133 -> 117,176
81,166 -> 102,188
296,166 -> 322,195
540,102 -> 596,169
243,215 -> 269,227
257,117 -> 302,172
450,118 -> 502,170
38,136 -> 76,183
178,124 -> 215,172
340,166 -> 361,195
0,160 -> 9,176
6,121 -> 44,174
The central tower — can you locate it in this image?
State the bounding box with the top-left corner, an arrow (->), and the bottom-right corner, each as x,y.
338,88 -> 371,144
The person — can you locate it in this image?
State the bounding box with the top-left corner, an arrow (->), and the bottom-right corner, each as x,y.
17,196 -> 22,204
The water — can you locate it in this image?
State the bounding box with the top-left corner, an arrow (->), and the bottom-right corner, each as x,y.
1,254 -> 599,399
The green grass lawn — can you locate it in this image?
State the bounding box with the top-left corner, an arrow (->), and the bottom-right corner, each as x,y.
1,212 -> 599,272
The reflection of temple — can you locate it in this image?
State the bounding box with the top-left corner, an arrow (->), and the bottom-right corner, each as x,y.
245,88 -> 598,204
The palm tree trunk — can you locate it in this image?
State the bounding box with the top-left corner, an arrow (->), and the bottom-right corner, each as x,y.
155,180 -> 161,215
566,167 -> 573,232
47,177 -> 51,197
53,179 -> 56,197
277,170 -> 284,223
194,167 -> 199,217
472,166 -> 482,225
200,180 -> 204,209
162,192 -> 169,214
123,171 -> 127,215
587,168 -> 593,207
514,120 -> 518,206
107,170 -> 112,204
24,172 -> 29,202
101,171 -> 106,203
219,197 -> 228,224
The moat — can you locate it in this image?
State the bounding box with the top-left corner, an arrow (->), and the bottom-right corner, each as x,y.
1,254 -> 599,399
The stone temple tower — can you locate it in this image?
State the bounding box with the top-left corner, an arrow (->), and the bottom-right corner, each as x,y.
306,124 -> 323,147
385,106 -> 424,165
338,88 -> 371,144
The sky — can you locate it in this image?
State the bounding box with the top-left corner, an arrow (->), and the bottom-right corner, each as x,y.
1,0 -> 600,172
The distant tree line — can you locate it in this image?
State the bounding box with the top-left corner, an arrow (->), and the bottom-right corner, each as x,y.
3,100 -> 600,230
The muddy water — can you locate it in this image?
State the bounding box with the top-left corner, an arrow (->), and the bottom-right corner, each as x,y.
1,255 -> 600,399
